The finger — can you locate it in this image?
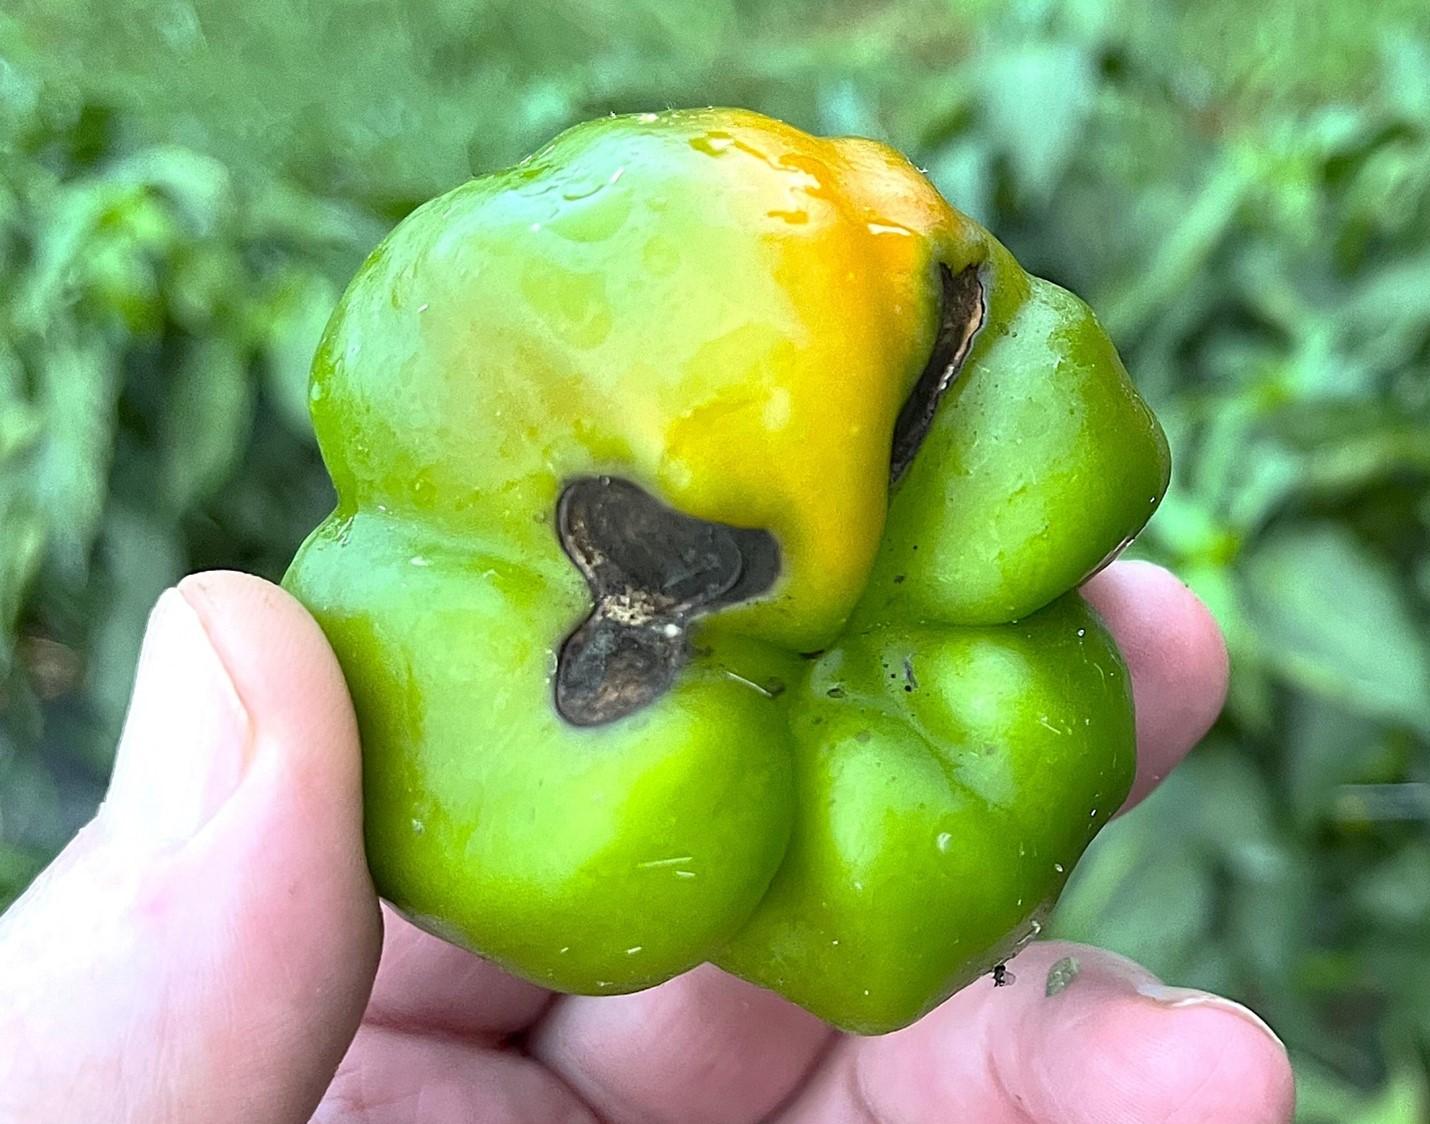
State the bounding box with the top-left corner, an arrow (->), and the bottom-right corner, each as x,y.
529,964 -> 833,1124
364,904 -> 553,1039
315,1023 -> 594,1124
0,572 -> 381,1124
1082,560 -> 1229,808
776,942 -> 1294,1124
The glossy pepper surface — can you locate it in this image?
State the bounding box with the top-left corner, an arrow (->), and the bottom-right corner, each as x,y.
284,108 -> 1170,1034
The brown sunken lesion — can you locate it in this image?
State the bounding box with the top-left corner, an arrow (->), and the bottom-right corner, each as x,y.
889,263 -> 986,484
555,261 -> 983,724
555,476 -> 780,726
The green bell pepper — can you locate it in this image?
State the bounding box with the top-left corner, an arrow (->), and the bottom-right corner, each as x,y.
284,107 -> 1169,1034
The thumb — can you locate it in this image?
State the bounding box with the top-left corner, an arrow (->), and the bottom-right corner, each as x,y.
0,572 -> 381,1124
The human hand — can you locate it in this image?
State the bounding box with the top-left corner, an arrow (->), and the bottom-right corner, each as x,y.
0,562 -> 1294,1123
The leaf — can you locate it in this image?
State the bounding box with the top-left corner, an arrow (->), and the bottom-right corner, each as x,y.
1380,33 -> 1430,125
31,328 -> 119,584
0,511 -> 43,671
86,506 -> 184,747
927,136 -> 997,226
814,78 -> 882,140
0,840 -> 46,913
1243,524 -> 1430,732
1284,696 -> 1394,827
1295,1057 -> 1429,1124
1343,1068 -> 1428,1124
160,336 -> 254,511
1221,445 -> 1305,538
15,178 -> 167,335
1049,749 -> 1275,979
261,269 -> 338,438
1340,250 -> 1430,372
976,42 -> 1095,205
108,146 -> 234,238
1351,842 -> 1430,929
1051,821 -> 1216,976
245,178 -> 385,258
1271,400 -> 1430,492
1144,487 -> 1234,563
168,242 -> 243,332
1100,151 -> 1253,338
0,735 -> 60,856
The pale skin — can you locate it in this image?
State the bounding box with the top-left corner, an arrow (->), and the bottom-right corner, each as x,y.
0,561 -> 1294,1123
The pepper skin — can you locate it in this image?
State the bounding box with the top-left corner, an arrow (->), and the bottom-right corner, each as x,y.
283,108 -> 1170,1034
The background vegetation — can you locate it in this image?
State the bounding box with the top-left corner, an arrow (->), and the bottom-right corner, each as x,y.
2,2 -> 1428,1119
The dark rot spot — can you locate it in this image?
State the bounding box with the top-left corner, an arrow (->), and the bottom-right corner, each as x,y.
889,263 -> 986,483
555,476 -> 779,726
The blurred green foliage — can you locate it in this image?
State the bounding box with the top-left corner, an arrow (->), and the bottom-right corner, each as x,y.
2,1 -> 1428,1119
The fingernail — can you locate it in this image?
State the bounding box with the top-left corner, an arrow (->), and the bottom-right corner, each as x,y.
1136,982 -> 1286,1051
102,588 -> 254,847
